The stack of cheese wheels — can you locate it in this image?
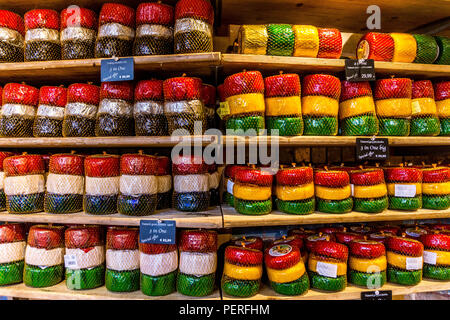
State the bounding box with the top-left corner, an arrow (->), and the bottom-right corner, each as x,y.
96,81 -> 134,136
264,72 -> 303,136
386,235 -> 423,285
434,81 -> 450,136
302,74 -> 341,135
207,163 -> 223,207
174,0 -> 214,54
275,165 -> 315,215
237,25 -> 268,55
0,152 -> 14,210
223,165 -> 246,207
201,83 -> 216,130
0,10 -> 24,62
410,80 -> 440,136
117,152 -> 158,216
177,230 -> 217,297
0,223 -> 26,286
155,156 -> 172,210
95,3 -> 135,58
422,166 -> 450,210
375,78 -> 412,136
314,169 -> 353,214
434,36 -> 450,65
62,83 -> 100,137
420,232 -> 450,280
0,83 -> 38,137
134,79 -> 167,136
84,153 -> 120,215
24,9 -> 60,61
305,232 -> 333,253
222,245 -> 263,297
317,28 -> 342,59
65,225 -> 105,290
4,153 -> 45,213
172,155 -> 210,212
163,75 -> 206,135
272,235 -> 308,264
348,239 -> 387,289
60,7 -> 97,60
133,2 -> 174,56
266,24 -> 294,56
33,86 -> 67,137
350,168 -> 388,213
292,25 -> 319,58
45,153 -> 84,214
389,33 -> 417,63
223,71 -> 265,134
24,225 -> 65,287
105,227 -> 139,292
385,166 -> 422,211
140,241 -> 177,296
335,229 -> 364,245
356,32 -> 395,61
233,166 -> 273,215
413,34 -> 439,64
308,240 -> 348,291
339,81 -> 378,136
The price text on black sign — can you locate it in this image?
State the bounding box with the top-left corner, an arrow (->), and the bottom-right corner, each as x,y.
356,138 -> 389,161
101,57 -> 134,82
140,220 -> 176,244
345,59 -> 376,82
361,290 -> 393,300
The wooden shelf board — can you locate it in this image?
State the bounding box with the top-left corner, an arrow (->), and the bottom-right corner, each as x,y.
222,205 -> 450,228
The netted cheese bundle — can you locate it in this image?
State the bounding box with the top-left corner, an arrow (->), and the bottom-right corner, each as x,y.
0,223 -> 26,286
350,168 -> 388,213
0,10 -> 24,62
413,34 -> 439,64
433,81 -> 450,136
33,86 -> 67,137
386,235 -> 423,285
410,80 -> 440,136
223,165 -> 247,207
357,32 -> 395,61
292,25 -> 319,58
421,166 -> 450,210
0,151 -> 14,210
155,156 -> 172,210
420,232 -> 450,281
314,169 -> 353,214
317,28 -> 342,59
390,33 -> 417,63
266,24 -> 295,56
201,84 -> 216,130
384,166 -> 422,211
237,25 -> 268,55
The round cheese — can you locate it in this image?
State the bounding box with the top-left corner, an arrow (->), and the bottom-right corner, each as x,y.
276,182 -> 314,201
349,256 -> 387,273
265,96 -> 301,117
387,183 -> 422,196
0,171 -> 5,190
46,173 -> 84,195
179,251 -> 217,276
119,175 -> 157,196
267,261 -> 306,283
4,175 -> 45,196
157,175 -> 172,193
411,98 -> 437,116
106,249 -> 139,271
65,246 -> 105,269
233,183 -> 271,201
436,99 -> 450,118
292,25 -> 319,57
25,246 -> 64,266
308,256 -> 347,276
301,95 -> 339,117
339,96 -> 376,119
353,184 -> 387,199
223,261 -> 262,280
422,182 -> 450,195
375,98 -> 412,117
423,250 -> 450,266
391,33 -> 417,63
85,176 -> 120,196
315,185 -> 351,200
140,250 -> 178,276
173,174 -> 209,193
387,251 -> 423,270
0,241 -> 26,264
226,93 -> 265,116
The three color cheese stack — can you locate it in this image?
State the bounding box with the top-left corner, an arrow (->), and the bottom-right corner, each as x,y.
0,10 -> 24,62
422,166 -> 450,210
410,80 -> 440,136
434,81 -> 450,136
315,169 -> 353,214
385,166 -> 423,210
350,168 -> 388,213
0,223 -> 26,286
155,156 -> 172,210
386,235 -> 423,285
33,86 -> 67,137
420,232 -> 450,280
0,152 -> 14,210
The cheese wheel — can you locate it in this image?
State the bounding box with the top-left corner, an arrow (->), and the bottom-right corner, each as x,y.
0,241 -> 26,264
85,176 -> 120,195
25,246 -> 64,266
225,93 -> 265,116
308,256 -> 347,276
292,25 -> 319,57
208,171 -> 221,190
157,175 -> 172,193
46,173 -> 84,195
223,261 -> 262,280
349,256 -> 387,273
233,183 -> 271,201
390,33 -> 417,63
4,175 -> 45,195
387,251 -> 423,270
339,96 -> 376,119
276,182 -> 314,201
140,251 -> 178,276
265,96 -> 301,117
436,99 -> 450,118
179,251 -> 217,275
106,249 -> 139,271
422,182 -> 450,195
375,98 -> 412,117
423,250 -> 450,266
387,183 -> 422,196
238,25 -> 268,55
353,184 -> 387,199
119,175 -> 157,195
315,185 -> 351,200
65,246 -> 105,269
173,174 -> 209,193
411,98 -> 437,116
301,95 -> 338,116
266,261 -> 306,283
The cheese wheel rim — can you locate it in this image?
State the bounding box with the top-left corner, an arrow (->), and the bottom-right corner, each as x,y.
266,261 -> 306,283
223,261 -> 262,280
339,96 -> 376,119
238,25 -> 268,55
233,183 -> 271,201
301,95 -> 339,117
275,183 -> 314,201
375,98 -> 412,118
265,96 -> 301,117
315,185 -> 351,200
353,184 -> 387,199
349,256 -> 387,273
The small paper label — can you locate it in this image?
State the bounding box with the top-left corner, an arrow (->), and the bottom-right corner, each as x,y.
217,102 -> 230,119
316,261 -> 338,278
269,244 -> 292,257
394,184 -> 417,198
350,184 -> 355,196
411,100 -> 421,115
423,251 -> 437,265
64,254 -> 78,268
227,180 -> 234,195
406,257 -> 423,270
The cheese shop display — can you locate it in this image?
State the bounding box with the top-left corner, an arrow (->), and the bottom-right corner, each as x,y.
177,230 -> 217,296
95,81 -> 134,136
434,81 -> 450,136
302,74 -> 340,135
44,153 -> 84,214
339,81 -> 378,136
264,72 -> 303,136
4,153 -> 45,214
60,7 -> 97,60
350,168 -> 388,213
201,84 -> 216,130
65,225 -> 105,290
117,152 -> 158,216
223,165 -> 247,207
386,235 -> 423,285
0,83 -> 39,137
375,78 -> 412,136
314,169 -> 353,214
84,153 -> 120,215
33,86 -> 67,137
95,3 -> 135,58
421,166 -> 450,210
155,156 -> 172,210
0,152 -> 14,210
174,0 -> 214,54
420,233 -> 450,280
0,10 -> 24,62
384,166 -> 423,211
410,80 -> 440,136
24,225 -> 65,288
207,163 -> 222,207
62,83 -> 100,137
275,165 -> 315,215
0,223 -> 26,286
133,2 -> 174,56
434,36 -> 450,65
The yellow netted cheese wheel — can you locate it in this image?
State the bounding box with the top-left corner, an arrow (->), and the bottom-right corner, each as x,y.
375,98 -> 412,117
238,25 -> 268,55
411,98 -> 437,116
424,250 -> 450,266
265,96 -> 301,116
308,255 -> 347,276
422,182 -> 450,195
315,185 -> 351,200
267,261 -> 306,283
349,256 -> 387,273
387,183 -> 422,196
436,99 -> 450,118
301,95 -> 339,116
339,96 -> 376,119
226,93 -> 265,116
233,183 -> 271,201
390,33 -> 417,63
275,182 -> 314,201
292,25 -> 320,57
353,184 -> 387,199
224,261 -> 263,280
387,251 -> 423,270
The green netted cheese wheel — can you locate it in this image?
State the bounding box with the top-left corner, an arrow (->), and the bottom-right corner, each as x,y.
422,194 -> 450,210
45,193 -> 83,214
309,272 -> 346,292
0,189 -> 6,210
234,198 -> 272,215
221,275 -> 260,297
316,197 -> 353,214
434,36 -> 450,65
106,268 -> 140,292
267,24 -> 295,56
410,116 -> 440,136
0,260 -> 24,286
270,272 -> 310,296
275,197 -> 315,215
439,118 -> 450,136
84,195 -> 118,215
348,269 -> 386,289
303,116 -> 338,136
226,116 -> 265,135
423,264 -> 450,281
66,264 -> 105,290
353,196 -> 388,213
177,272 -> 215,297
388,195 -> 422,211
7,193 -> 44,214
413,34 -> 439,64
266,116 -> 303,136
223,192 -> 235,207
387,266 -> 422,285
141,270 -> 177,296
117,194 -> 157,216
24,263 -> 64,288
340,115 -> 379,136
378,118 -> 410,136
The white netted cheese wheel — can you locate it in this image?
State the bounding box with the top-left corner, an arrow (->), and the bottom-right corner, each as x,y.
208,172 -> 221,190
25,246 -> 64,266
65,246 -> 105,269
174,174 -> 209,193
140,250 -> 178,276
119,175 -> 157,196
157,175 -> 172,193
4,175 -> 45,196
0,241 -> 26,264
106,249 -> 139,271
85,176 -> 120,195
179,251 -> 217,276
46,173 -> 84,195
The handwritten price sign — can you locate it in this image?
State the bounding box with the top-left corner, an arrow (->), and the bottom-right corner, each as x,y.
101,57 -> 134,82
139,220 -> 176,244
356,138 -> 389,161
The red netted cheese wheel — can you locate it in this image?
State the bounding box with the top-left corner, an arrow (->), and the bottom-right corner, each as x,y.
120,153 -> 158,175
155,156 -> 170,176
107,227 -> 139,250
0,10 -> 25,36
356,32 -> 394,61
100,81 -> 134,102
3,83 -> 39,106
49,154 -> 84,175
85,154 -> 120,177
235,168 -> 273,186
24,9 -> 59,30
226,246 -> 263,265
422,167 -> 448,183
179,230 -> 217,252
201,84 -> 216,106
340,81 -> 372,102
314,170 -> 349,187
28,225 -> 65,249
265,244 -> 301,269
224,165 -> 247,179
302,74 -> 341,100
135,79 -> 163,101
39,86 -> 67,107
349,239 -> 386,258
374,78 -> 412,100
172,155 -> 207,175
140,243 -> 177,254
384,167 -> 422,183
4,154 -> 44,176
386,236 -> 424,256
350,169 -> 385,185
0,152 -> 15,171
136,2 -> 174,26
335,231 -> 364,244
232,236 -> 263,251
317,28 -> 342,59
420,233 -> 450,251
434,81 -> 450,101
0,223 -> 26,243
276,166 -> 313,186
223,71 -> 264,98
305,233 -> 332,252
99,3 -> 135,28
264,73 -> 300,98
369,231 -> 394,245
311,240 -> 348,261
61,7 -> 96,29
65,225 -> 103,248
412,80 -> 434,99
163,76 -> 202,101
68,83 -> 100,105
175,0 -> 214,25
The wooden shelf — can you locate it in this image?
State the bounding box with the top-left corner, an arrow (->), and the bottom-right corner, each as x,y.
0,206 -> 223,229
222,205 -> 450,228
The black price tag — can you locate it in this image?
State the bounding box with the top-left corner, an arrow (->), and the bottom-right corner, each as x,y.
140,220 -> 176,245
345,59 -> 376,82
101,57 -> 134,82
361,290 -> 392,300
356,138 -> 389,161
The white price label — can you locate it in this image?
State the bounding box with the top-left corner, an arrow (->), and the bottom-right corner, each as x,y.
64,254 -> 78,269
423,251 -> 437,265
350,184 -> 354,196
394,184 -> 416,198
227,180 -> 234,195
316,261 -> 338,278
406,256 -> 423,270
